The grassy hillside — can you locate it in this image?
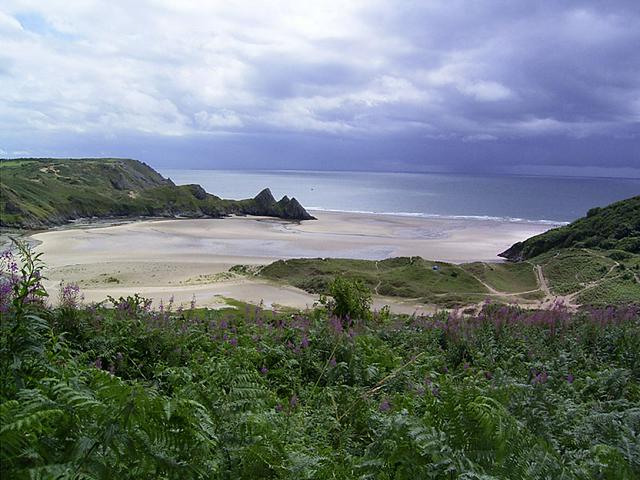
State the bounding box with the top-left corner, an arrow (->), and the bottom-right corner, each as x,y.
255,249 -> 639,308
258,257 -> 484,296
0,158 -> 314,228
461,261 -> 538,293
500,195 -> 640,261
533,248 -> 640,304
256,257 -> 532,308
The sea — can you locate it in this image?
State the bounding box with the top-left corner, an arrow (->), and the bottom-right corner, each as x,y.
160,169 -> 640,224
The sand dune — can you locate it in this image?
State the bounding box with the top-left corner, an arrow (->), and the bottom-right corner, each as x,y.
33,211 -> 553,313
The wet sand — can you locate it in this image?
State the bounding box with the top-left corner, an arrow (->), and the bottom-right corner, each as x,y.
32,211 -> 553,313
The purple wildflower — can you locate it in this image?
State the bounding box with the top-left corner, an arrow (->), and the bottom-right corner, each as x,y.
260,366 -> 268,375
379,398 -> 391,412
59,281 -> 82,308
289,395 -> 298,409
566,374 -> 574,384
532,371 -> 548,385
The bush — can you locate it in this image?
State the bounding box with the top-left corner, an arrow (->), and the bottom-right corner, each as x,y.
324,276 -> 372,320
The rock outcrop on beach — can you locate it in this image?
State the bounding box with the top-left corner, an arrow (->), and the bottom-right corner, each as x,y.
0,158 -> 316,228
237,188 -> 315,220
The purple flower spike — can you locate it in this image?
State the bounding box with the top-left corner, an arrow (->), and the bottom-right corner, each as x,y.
567,373 -> 574,384
289,395 -> 298,409
260,366 -> 268,375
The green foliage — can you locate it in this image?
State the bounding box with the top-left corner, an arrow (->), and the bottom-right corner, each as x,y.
322,276 -> 372,320
576,275 -> 640,305
526,248 -> 640,303
2,245 -> 640,478
462,261 -> 537,293
260,257 -> 489,307
536,249 -> 616,295
501,195 -> 640,260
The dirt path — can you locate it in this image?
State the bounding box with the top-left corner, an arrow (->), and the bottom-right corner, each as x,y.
374,261 -> 381,295
534,265 -> 552,297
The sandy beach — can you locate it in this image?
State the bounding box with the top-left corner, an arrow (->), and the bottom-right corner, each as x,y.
32,211 -> 553,313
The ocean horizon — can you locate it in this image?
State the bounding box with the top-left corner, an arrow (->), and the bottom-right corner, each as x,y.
161,169 -> 640,224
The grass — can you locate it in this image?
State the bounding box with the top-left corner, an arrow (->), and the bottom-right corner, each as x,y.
260,257 -> 488,295
461,261 -> 537,293
259,257 -> 491,308
259,249 -> 639,308
576,272 -> 640,305
534,249 -> 617,295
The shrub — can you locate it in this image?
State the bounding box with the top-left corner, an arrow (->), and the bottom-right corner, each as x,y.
323,276 -> 372,320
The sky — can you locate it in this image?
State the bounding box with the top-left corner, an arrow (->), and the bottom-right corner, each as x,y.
1,0 -> 639,176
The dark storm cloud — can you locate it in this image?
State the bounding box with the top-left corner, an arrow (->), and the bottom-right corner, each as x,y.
0,1 -> 638,173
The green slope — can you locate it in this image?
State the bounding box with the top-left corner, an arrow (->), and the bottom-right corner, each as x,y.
256,257 -> 493,308
0,158 -> 314,228
499,195 -> 640,261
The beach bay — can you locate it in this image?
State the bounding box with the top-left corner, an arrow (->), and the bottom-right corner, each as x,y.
34,211 -> 552,313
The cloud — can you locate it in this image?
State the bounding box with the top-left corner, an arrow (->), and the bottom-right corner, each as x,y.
0,0 -> 638,170
194,110 -> 244,129
458,81 -> 512,102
